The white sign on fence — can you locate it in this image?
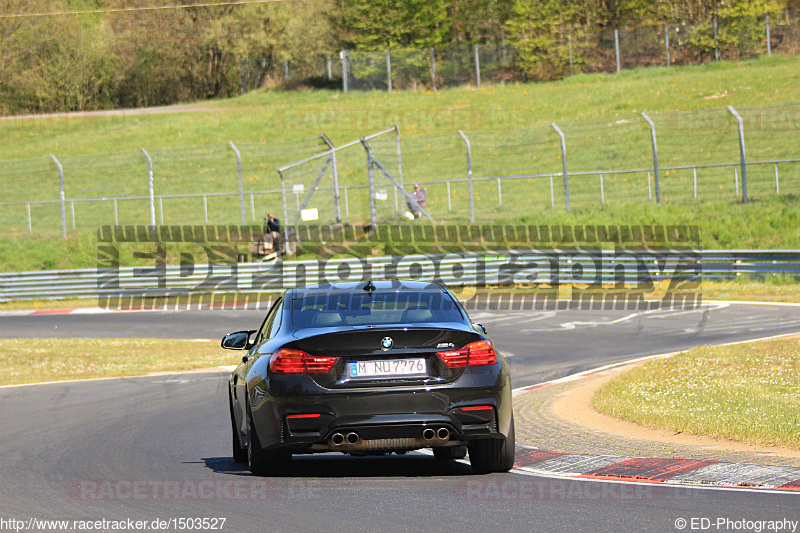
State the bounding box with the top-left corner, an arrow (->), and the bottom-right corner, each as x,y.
375,189 -> 388,201
300,207 -> 319,221
292,184 -> 305,194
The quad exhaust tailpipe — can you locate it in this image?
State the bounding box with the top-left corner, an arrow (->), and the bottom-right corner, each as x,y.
422,427 -> 450,442
328,426 -> 455,452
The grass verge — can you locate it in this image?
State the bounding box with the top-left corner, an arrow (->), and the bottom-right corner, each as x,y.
3,195 -> 800,272
592,335 -> 800,450
0,338 -> 235,386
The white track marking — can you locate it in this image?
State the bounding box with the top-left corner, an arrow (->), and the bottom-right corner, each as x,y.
510,329 -> 800,397
519,303 -> 730,332
0,367 -> 231,389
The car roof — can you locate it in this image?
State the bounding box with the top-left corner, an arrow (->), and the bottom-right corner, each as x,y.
289,280 -> 449,299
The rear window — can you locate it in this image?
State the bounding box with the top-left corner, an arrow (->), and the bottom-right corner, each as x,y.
292,291 -> 464,329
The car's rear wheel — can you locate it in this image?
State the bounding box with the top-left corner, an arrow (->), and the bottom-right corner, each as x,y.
229,388 -> 247,464
468,416 -> 515,474
246,403 -> 291,476
433,445 -> 467,460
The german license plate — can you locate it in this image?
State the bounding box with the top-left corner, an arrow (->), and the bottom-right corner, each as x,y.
348,358 -> 426,378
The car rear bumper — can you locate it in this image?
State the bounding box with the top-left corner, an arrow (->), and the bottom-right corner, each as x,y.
251,383 -> 512,452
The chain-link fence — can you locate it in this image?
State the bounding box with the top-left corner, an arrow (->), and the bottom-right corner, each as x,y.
326,11 -> 800,93
2,103 -> 800,236
0,137 -> 327,236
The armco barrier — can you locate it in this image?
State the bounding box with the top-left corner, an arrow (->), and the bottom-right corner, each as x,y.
1,250 -> 798,302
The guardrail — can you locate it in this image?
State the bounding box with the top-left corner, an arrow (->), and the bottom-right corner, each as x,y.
1,250 -> 799,302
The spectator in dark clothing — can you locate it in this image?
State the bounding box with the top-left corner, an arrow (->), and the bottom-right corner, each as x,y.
266,213 -> 281,233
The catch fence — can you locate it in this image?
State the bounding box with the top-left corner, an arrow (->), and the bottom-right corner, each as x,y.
2,103 -> 800,238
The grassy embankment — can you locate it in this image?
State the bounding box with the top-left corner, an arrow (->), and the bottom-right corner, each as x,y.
593,335 -> 800,450
1,54 -> 799,307
2,54 -> 800,246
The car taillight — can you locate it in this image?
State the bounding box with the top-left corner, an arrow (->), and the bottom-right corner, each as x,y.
270,348 -> 338,374
436,340 -> 497,368
460,405 -> 494,412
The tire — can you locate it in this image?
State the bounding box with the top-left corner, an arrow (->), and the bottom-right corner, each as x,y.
229,388 -> 247,464
467,416 -> 515,474
246,403 -> 291,476
433,445 -> 467,460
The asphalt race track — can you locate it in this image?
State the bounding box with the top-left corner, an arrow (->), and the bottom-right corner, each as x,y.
5,301 -> 800,387
1,302 -> 799,531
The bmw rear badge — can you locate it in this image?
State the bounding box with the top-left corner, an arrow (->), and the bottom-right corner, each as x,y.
381,337 -> 393,350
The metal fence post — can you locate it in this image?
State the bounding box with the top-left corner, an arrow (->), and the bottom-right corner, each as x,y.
447,182 -> 452,211
278,170 -> 289,254
341,50 -> 348,93
693,167 -> 697,199
228,141 -> 246,225
361,138 -> 378,228
141,148 -> 156,228
665,24 -> 671,66
241,58 -> 247,93
457,131 -> 475,223
159,197 -> 164,224
474,44 -> 481,88
27,203 -> 32,232
430,47 -> 437,88
50,155 -> 67,239
775,163 -> 780,194
203,195 -> 208,223
727,105 -> 748,203
321,133 -> 342,223
114,198 -> 118,226
284,60 -> 289,80
568,35 -> 574,76
327,54 -> 332,81
386,49 -> 392,92
71,201 -> 75,229
600,174 -> 605,204
497,177 -> 502,206
614,29 -> 621,73
766,13 -> 771,56
714,17 -> 720,61
395,124 -> 404,211
550,124 -> 570,212
641,112 -> 661,203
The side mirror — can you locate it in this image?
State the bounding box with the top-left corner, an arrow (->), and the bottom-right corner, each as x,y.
472,323 -> 487,335
221,330 -> 256,350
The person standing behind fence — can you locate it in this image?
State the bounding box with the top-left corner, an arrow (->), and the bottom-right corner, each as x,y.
264,213 -> 283,254
407,184 -> 427,219
266,213 -> 281,233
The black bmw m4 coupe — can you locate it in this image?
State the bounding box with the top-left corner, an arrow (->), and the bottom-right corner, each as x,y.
222,280 -> 514,475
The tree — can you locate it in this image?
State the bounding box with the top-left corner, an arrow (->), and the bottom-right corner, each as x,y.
506,0 -> 585,80
338,0 -> 451,49
0,0 -> 117,112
